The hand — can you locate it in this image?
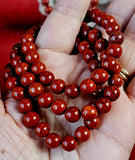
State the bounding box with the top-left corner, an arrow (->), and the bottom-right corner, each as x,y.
1,0 -> 135,160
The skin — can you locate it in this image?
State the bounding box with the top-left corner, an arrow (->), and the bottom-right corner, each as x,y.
0,0 -> 135,159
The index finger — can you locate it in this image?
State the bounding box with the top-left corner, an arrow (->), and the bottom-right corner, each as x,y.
36,0 -> 90,54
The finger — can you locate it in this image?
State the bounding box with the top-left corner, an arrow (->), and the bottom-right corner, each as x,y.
36,0 -> 90,54
106,0 -> 135,30
126,77 -> 135,103
124,12 -> 135,41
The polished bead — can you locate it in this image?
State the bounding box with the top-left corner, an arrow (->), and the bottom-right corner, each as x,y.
50,79 -> 65,94
94,12 -> 106,26
65,106 -> 81,122
21,34 -> 34,44
31,62 -> 46,75
114,62 -> 121,74
51,99 -> 67,115
6,77 -> 18,90
34,122 -> 50,138
15,62 -> 28,76
81,105 -> 98,121
88,29 -> 102,44
107,43 -> 122,58
18,98 -> 33,113
84,117 -> 100,129
88,59 -> 100,72
75,126 -> 90,142
106,22 -> 121,35
91,85 -> 103,98
38,92 -> 53,108
9,49 -> 19,60
12,43 -> 21,51
61,135 -> 77,151
89,9 -> 101,21
65,84 -> 80,98
29,82 -> 44,97
78,41 -> 91,54
91,68 -> 109,84
81,26 -> 92,39
45,6 -> 53,14
101,56 -> 117,72
96,97 -> 111,113
45,133 -> 61,149
12,87 -> 24,101
2,68 -> 12,81
11,56 -> 21,67
83,49 -> 97,64
104,86 -> 120,101
90,0 -> 98,6
23,111 -> 40,127
80,79 -> 96,94
21,42 -> 36,54
21,72 -> 35,86
42,0 -> 49,6
25,51 -> 39,63
109,31 -> 124,45
94,38 -> 108,52
100,50 -> 107,61
101,15 -> 115,29
108,74 -> 123,87
39,71 -> 54,85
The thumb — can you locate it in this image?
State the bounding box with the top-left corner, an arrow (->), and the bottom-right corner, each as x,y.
126,77 -> 135,103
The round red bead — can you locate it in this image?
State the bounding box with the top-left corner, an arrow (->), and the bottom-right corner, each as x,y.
38,92 -> 53,108
83,49 -> 97,64
81,105 -> 98,121
34,122 -> 50,138
78,41 -> 91,54
45,133 -> 61,149
104,86 -> 120,101
18,98 -> 33,113
21,34 -> 34,44
96,97 -> 111,113
88,59 -> 100,72
109,31 -> 124,45
90,9 -> 101,21
39,71 -> 54,85
91,68 -> 109,84
100,50 -> 107,61
75,126 -> 90,142
81,26 -> 92,38
11,56 -> 21,67
84,117 -> 100,129
29,82 -> 44,97
65,106 -> 81,122
107,43 -> 122,58
23,111 -> 40,127
6,77 -> 18,90
65,83 -> 80,98
106,22 -> 121,35
50,79 -> 65,94
90,0 -> 98,6
9,49 -> 19,60
21,42 -> 36,54
101,15 -> 115,29
94,38 -> 108,52
80,79 -> 96,94
15,62 -> 28,76
45,6 -> 53,14
108,74 -> 123,87
12,87 -> 24,101
51,99 -> 67,115
42,0 -> 49,6
88,29 -> 102,44
25,51 -> 39,64
21,72 -> 36,86
31,62 -> 46,75
94,12 -> 106,26
2,68 -> 12,81
61,135 -> 77,151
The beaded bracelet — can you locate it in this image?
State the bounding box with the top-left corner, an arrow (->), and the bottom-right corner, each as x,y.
2,0 -> 124,152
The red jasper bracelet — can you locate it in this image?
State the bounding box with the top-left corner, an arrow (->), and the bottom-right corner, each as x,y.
2,0 -> 125,152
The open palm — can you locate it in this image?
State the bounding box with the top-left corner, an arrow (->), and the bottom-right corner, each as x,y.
1,0 -> 135,160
